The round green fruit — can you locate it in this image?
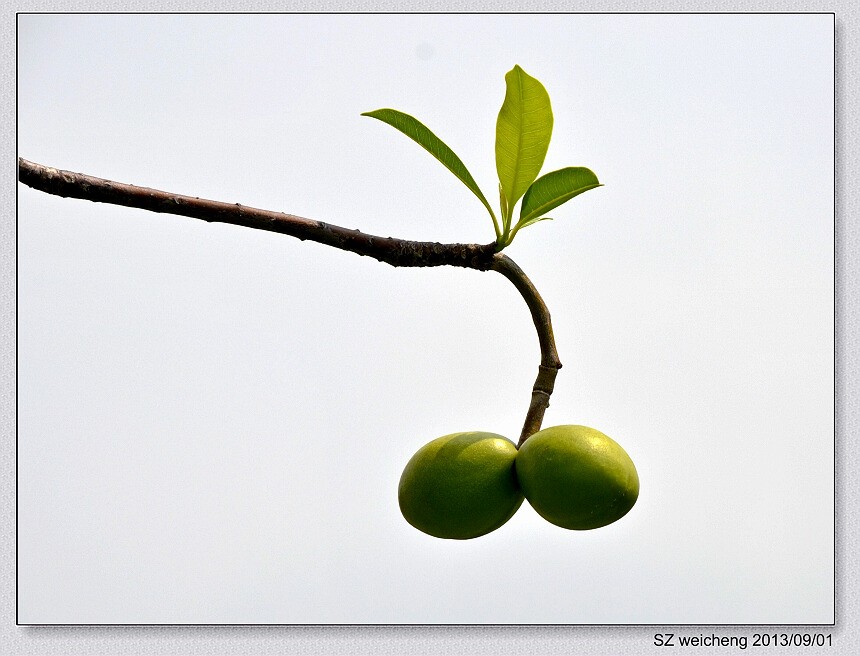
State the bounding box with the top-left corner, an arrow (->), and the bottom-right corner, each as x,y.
398,431 -> 524,539
516,425 -> 639,530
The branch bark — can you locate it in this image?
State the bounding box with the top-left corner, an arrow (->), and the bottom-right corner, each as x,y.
18,157 -> 561,445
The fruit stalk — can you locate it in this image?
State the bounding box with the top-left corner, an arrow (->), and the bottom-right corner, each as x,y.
18,157 -> 560,444
490,254 -> 561,447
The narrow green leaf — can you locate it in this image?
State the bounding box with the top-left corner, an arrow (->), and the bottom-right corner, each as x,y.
517,167 -> 602,227
498,182 -> 509,223
495,65 -> 554,221
502,216 -> 554,247
362,108 -> 497,231
519,216 -> 553,229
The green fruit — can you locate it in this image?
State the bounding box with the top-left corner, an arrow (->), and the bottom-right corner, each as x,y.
398,431 -> 524,539
516,425 -> 639,530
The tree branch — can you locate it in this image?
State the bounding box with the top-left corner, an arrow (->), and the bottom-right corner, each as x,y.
18,158 -> 498,269
18,157 -> 560,445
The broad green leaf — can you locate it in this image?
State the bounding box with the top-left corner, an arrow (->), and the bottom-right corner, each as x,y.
362,108 -> 497,230
495,65 -> 553,222
517,167 -> 602,228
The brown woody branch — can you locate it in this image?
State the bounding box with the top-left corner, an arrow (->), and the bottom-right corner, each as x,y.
18,157 -> 561,445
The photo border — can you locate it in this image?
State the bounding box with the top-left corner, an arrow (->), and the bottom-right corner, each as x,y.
4,3 -> 854,654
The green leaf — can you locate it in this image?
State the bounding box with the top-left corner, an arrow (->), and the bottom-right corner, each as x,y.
517,167 -> 602,228
498,182 -> 509,223
495,65 -> 554,224
522,216 -> 553,228
362,108 -> 498,233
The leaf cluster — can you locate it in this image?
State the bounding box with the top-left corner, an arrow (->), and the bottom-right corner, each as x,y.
363,65 -> 601,249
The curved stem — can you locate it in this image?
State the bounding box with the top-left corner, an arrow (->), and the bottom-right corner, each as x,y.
490,254 -> 562,447
18,157 -> 560,445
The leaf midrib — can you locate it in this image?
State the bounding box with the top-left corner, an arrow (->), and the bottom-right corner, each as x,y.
507,71 -> 525,219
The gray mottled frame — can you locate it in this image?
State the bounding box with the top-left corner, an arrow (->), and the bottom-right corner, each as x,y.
3,6 -> 853,656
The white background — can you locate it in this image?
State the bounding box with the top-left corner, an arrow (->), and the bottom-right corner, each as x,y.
17,13 -> 834,623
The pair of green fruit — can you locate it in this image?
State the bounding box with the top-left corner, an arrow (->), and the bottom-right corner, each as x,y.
398,425 -> 639,539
